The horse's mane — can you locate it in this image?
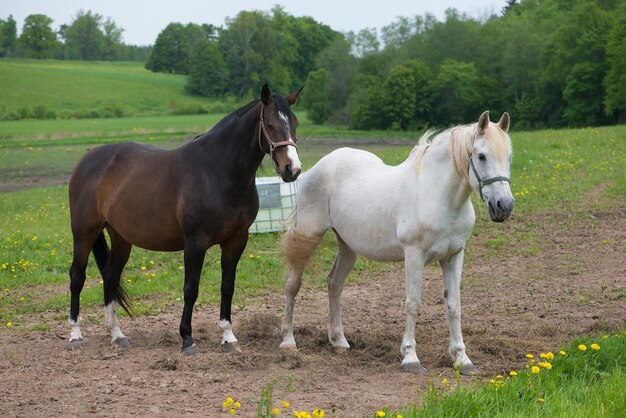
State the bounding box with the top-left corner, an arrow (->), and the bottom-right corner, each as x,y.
410,123 -> 511,182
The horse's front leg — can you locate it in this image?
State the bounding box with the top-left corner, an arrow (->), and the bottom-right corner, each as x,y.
401,247 -> 427,373
179,240 -> 208,356
440,250 -> 481,376
218,233 -> 248,353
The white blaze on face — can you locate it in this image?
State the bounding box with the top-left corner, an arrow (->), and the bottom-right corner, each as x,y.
278,111 -> 301,172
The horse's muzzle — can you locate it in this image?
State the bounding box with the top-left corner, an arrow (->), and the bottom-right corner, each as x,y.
488,198 -> 514,222
281,165 -> 301,182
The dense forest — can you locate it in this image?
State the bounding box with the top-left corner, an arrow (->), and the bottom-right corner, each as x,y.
2,0 -> 625,129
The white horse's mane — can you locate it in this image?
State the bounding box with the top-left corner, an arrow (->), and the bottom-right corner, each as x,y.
410,123 -> 511,182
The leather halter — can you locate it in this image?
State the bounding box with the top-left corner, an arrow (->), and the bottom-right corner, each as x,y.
258,103 -> 298,155
469,128 -> 510,202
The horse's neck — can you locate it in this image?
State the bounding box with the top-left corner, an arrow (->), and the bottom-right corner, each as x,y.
416,137 -> 473,211
192,105 -> 265,183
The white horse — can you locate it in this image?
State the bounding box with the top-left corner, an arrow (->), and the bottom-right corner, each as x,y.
279,111 -> 514,374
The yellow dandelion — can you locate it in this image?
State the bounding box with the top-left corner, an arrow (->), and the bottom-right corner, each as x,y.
496,375 -> 503,379
509,371 -> 518,376
229,408 -> 236,415
397,415 -> 404,418
546,352 -> 554,361
376,411 -> 386,417
539,353 -> 547,359
531,366 -> 540,374
223,397 -> 234,408
526,353 -> 534,359
234,401 -> 241,408
281,401 -> 290,408
578,344 -> 587,351
272,408 -> 282,415
441,377 -> 447,385
489,379 -> 496,384
591,343 -> 600,350
538,398 -> 545,403
6,321 -> 12,327
140,266 -> 146,270
602,335 -> 608,339
559,350 -> 567,356
313,409 -> 325,418
542,362 -> 552,370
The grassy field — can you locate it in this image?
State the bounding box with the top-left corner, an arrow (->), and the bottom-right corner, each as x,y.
0,59 -> 240,120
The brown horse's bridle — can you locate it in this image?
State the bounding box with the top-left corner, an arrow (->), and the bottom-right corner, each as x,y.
258,103 -> 298,155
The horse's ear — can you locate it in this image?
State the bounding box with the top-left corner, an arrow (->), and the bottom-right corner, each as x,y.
477,111 -> 490,135
261,84 -> 272,105
287,86 -> 304,105
497,112 -> 510,133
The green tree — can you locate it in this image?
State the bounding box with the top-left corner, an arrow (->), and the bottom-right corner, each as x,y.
18,14 -> 58,59
604,3 -> 626,121
316,37 -> 357,123
381,64 -> 417,130
219,10 -> 279,96
0,15 -> 17,57
102,17 -> 124,61
302,68 -> 332,124
186,38 -> 227,96
433,59 -> 482,124
145,23 -> 205,74
66,10 -> 105,60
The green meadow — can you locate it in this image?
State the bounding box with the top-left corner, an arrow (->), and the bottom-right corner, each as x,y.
0,59 -> 240,120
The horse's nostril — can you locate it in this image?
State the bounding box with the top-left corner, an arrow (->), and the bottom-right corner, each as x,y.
497,200 -> 503,210
285,164 -> 292,173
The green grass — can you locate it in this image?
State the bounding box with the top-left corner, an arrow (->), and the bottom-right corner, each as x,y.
383,332 -> 626,418
0,122 -> 624,326
0,59 -> 239,119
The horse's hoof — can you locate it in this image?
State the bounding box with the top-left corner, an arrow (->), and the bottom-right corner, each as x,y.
113,337 -> 132,349
221,341 -> 242,353
333,346 -> 350,354
401,361 -> 427,374
459,364 -> 484,377
68,339 -> 85,350
181,343 -> 198,356
279,342 -> 298,352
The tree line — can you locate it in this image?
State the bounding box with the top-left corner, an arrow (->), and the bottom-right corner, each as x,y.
0,11 -> 150,61
144,0 -> 625,129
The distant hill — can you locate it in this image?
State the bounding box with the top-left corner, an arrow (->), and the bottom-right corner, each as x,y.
0,59 -> 236,120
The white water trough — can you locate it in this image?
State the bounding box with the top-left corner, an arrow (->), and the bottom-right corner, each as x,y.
250,176 -> 300,233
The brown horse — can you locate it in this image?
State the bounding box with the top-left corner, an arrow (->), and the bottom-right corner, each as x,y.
68,84 -> 302,355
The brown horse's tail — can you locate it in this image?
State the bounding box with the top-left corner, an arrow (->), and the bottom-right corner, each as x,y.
93,232 -> 134,317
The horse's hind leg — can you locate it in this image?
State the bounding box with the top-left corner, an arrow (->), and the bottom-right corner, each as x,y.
279,227 -> 323,351
327,233 -> 356,353
102,227 -> 132,348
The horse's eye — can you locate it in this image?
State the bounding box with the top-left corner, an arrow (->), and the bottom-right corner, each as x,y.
478,153 -> 486,162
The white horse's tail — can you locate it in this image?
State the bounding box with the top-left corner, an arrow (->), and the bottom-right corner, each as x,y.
280,210 -> 322,271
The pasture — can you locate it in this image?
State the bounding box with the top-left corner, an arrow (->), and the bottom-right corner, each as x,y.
0,116 -> 624,416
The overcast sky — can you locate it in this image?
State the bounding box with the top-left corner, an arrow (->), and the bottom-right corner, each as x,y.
2,0 -> 505,46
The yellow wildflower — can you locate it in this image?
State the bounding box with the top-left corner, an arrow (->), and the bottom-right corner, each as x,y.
510,371 -> 518,376
539,353 -> 547,359
281,401 -> 290,408
602,335 -> 608,339
496,375 -> 503,379
6,322 -> 12,327
229,408 -> 236,415
590,343 -> 600,350
526,353 -> 534,359
531,366 -> 540,374
272,408 -> 282,415
559,350 -> 567,356
546,352 -> 554,361
578,344 -> 587,351
234,401 -> 241,408
376,411 -> 386,417
223,397 -> 234,408
538,398 -> 545,403
313,409 -> 325,418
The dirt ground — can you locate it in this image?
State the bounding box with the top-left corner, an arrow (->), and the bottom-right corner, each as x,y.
1,204 -> 624,417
